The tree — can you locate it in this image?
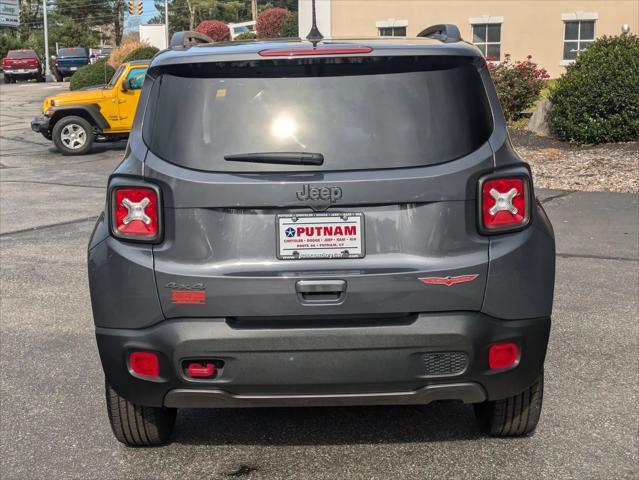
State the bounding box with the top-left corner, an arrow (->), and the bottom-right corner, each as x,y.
196,19 -> 230,41
256,7 -> 288,39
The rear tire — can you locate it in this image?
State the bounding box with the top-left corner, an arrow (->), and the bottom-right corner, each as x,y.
105,382 -> 176,447
4,75 -> 11,84
37,74 -> 45,83
474,371 -> 543,436
54,71 -> 63,82
52,115 -> 94,155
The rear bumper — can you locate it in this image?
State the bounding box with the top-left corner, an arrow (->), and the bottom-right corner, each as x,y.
4,68 -> 39,77
96,313 -> 550,408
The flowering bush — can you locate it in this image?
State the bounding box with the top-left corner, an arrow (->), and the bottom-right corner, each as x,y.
256,8 -> 289,39
488,54 -> 550,121
196,20 -> 230,42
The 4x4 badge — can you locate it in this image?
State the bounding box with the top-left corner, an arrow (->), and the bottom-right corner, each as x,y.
296,184 -> 342,211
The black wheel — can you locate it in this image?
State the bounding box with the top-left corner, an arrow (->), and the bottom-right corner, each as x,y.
3,75 -> 11,84
54,71 -> 63,82
106,382 -> 176,447
51,115 -> 94,155
474,371 -> 543,437
37,74 -> 46,83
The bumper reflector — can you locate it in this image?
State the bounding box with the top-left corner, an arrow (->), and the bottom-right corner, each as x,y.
186,362 -> 217,378
488,343 -> 519,370
129,351 -> 159,378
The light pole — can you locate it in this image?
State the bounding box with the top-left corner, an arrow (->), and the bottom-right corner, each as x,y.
42,0 -> 51,79
164,0 -> 169,48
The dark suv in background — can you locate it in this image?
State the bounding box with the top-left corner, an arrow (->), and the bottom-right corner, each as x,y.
88,26 -> 555,446
53,47 -> 90,81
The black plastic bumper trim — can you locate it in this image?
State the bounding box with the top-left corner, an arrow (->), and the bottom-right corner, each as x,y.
164,382 -> 486,408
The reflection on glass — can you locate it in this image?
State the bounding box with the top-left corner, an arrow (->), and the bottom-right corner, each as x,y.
271,115 -> 297,140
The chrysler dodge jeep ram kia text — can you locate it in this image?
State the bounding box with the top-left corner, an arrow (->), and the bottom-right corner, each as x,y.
88,26 -> 555,446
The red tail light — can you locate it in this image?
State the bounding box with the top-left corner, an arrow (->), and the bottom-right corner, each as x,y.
480,176 -> 530,233
488,343 -> 520,370
258,46 -> 373,57
110,186 -> 161,242
54,58 -> 58,66
129,351 -> 159,378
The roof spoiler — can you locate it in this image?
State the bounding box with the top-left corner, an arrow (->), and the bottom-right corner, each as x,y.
417,24 -> 462,43
169,30 -> 213,48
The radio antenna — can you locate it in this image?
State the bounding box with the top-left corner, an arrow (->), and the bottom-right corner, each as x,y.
306,0 -> 324,45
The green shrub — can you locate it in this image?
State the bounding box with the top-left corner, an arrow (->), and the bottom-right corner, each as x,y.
548,34 -> 639,144
69,59 -> 115,91
121,45 -> 159,63
281,13 -> 298,38
235,31 -> 257,40
0,34 -> 22,61
489,54 -> 549,121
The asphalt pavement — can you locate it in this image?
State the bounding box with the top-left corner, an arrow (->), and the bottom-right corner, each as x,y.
0,81 -> 637,480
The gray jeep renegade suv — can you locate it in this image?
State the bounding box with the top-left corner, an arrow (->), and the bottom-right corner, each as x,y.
88,26 -> 555,446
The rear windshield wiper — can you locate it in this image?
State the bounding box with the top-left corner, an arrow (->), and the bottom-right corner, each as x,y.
224,152 -> 324,166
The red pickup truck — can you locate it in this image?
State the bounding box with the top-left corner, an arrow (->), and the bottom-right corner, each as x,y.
2,49 -> 45,83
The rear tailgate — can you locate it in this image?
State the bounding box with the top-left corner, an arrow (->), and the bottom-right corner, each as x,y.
144,52 -> 494,320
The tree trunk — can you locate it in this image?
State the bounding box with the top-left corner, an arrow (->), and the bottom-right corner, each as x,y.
114,0 -> 124,45
185,0 -> 195,30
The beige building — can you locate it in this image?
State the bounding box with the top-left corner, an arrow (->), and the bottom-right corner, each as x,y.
298,0 -> 638,77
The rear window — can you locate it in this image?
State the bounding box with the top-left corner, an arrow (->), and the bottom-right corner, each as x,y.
7,50 -> 37,59
58,48 -> 88,57
144,55 -> 493,172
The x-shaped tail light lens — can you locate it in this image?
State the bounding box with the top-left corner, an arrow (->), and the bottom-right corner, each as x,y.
113,187 -> 159,240
481,177 -> 529,233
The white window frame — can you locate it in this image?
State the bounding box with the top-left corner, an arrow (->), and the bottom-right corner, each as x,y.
376,19 -> 408,37
560,12 -> 598,65
469,16 -> 503,62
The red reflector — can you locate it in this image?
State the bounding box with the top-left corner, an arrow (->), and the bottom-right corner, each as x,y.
113,187 -> 159,239
481,177 -> 528,232
130,351 -> 159,377
186,362 -> 216,378
171,290 -> 206,304
258,46 -> 373,57
488,343 -> 519,370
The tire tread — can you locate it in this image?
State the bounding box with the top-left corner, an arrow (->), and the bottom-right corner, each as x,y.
105,381 -> 176,447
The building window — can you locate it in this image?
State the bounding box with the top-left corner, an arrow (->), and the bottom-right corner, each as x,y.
376,19 -> 408,37
378,26 -> 406,37
563,20 -> 595,60
472,23 -> 501,60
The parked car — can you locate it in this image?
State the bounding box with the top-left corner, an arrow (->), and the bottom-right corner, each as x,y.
31,60 -> 149,155
88,26 -> 555,447
89,46 -> 114,64
2,49 -> 45,83
53,47 -> 90,81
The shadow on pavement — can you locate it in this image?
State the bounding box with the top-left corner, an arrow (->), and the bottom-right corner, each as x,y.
172,402 -> 484,446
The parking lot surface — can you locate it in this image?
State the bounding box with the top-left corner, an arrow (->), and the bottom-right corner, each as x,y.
1,82 -> 638,479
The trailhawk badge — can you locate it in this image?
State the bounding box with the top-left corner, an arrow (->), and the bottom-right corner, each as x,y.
296,184 -> 342,211
418,274 -> 479,287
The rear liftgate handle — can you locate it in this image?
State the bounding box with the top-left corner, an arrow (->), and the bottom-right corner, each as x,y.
295,280 -> 347,305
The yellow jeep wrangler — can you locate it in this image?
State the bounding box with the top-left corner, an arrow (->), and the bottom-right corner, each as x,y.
31,60 -> 149,155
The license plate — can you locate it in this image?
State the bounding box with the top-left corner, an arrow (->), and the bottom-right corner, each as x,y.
70,67 -> 78,71
277,213 -> 364,260
14,69 -> 26,73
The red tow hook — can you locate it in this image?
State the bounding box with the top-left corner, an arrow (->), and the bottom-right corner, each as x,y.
186,362 -> 216,378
